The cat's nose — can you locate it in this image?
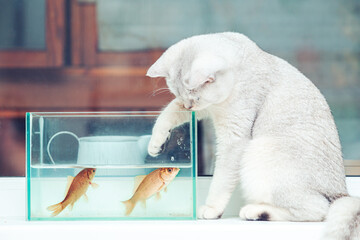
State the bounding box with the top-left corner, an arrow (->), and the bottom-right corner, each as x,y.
183,101 -> 194,110
183,104 -> 192,110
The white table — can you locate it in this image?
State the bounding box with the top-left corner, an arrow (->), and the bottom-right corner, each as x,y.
1,177 -> 359,240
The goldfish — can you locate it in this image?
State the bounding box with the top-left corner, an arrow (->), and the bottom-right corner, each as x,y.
122,167 -> 180,216
47,168 -> 98,216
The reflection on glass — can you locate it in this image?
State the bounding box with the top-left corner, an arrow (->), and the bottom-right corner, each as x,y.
97,0 -> 360,174
0,0 -> 46,50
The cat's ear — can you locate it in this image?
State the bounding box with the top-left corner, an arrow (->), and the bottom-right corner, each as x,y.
190,56 -> 226,87
146,57 -> 168,78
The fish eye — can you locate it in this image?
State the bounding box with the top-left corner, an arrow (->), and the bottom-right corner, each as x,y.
168,169 -> 172,173
93,169 -> 95,172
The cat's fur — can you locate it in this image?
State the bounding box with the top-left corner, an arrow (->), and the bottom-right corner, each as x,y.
146,32 -> 360,239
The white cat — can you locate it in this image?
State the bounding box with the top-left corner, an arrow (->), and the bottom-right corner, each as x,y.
146,32 -> 360,240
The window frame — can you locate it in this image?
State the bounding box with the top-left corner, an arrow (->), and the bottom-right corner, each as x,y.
70,0 -> 163,67
0,0 -> 65,68
344,160 -> 360,176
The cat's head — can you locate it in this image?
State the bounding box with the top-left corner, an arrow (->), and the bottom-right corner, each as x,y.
147,33 -> 242,111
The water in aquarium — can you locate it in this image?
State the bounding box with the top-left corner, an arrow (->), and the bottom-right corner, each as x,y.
26,112 -> 197,220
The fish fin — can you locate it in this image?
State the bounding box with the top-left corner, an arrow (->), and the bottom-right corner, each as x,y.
64,176 -> 74,197
68,202 -> 74,211
90,182 -> 99,189
156,192 -> 161,200
122,200 -> 136,216
47,203 -> 63,217
157,182 -> 166,192
133,175 -> 147,193
83,193 -> 88,202
140,199 -> 146,208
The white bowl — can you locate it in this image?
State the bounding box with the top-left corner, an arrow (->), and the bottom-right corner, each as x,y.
47,131 -> 151,165
77,135 -> 151,165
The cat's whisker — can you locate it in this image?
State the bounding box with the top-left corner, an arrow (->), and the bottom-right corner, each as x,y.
147,88 -> 167,97
151,88 -> 168,94
150,88 -> 171,96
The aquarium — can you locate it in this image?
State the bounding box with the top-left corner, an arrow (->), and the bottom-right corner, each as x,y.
26,112 -> 197,220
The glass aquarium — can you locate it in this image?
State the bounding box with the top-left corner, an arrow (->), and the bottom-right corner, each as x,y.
26,112 -> 197,220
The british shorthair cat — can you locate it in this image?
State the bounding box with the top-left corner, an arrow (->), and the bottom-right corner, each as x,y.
146,32 -> 359,240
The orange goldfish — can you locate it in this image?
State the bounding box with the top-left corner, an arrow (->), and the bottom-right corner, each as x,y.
47,168 -> 98,216
122,168 -> 180,216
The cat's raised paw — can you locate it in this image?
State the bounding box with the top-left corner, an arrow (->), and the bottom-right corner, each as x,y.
148,141 -> 163,157
148,129 -> 171,157
239,204 -> 270,221
198,205 -> 223,219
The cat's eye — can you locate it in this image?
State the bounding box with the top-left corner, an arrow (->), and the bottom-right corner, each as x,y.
204,77 -> 215,85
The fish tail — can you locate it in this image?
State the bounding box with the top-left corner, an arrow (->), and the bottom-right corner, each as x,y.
47,202 -> 64,216
122,199 -> 136,216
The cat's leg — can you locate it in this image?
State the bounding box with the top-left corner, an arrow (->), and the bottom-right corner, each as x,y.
198,107 -> 257,219
198,140 -> 248,219
239,193 -> 329,221
148,98 -> 208,156
148,99 -> 187,156
239,137 -> 330,222
280,192 -> 329,221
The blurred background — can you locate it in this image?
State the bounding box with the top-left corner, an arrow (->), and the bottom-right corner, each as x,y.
0,0 -> 359,176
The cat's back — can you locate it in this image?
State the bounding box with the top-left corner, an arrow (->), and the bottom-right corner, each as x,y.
253,54 -> 336,138
248,52 -> 346,193
252,53 -> 342,161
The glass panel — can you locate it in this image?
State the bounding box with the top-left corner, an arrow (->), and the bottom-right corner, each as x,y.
97,0 -> 360,173
0,0 -> 46,50
27,112 -> 196,220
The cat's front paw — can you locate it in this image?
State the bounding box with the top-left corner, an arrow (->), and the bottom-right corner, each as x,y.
198,205 -> 223,219
148,128 -> 171,157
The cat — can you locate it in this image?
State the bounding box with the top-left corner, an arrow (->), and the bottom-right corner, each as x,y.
146,32 -> 360,240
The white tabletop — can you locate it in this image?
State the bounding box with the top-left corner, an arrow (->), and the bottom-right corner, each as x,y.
0,177 -> 359,240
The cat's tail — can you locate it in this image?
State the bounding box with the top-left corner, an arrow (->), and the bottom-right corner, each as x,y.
321,196 -> 360,240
